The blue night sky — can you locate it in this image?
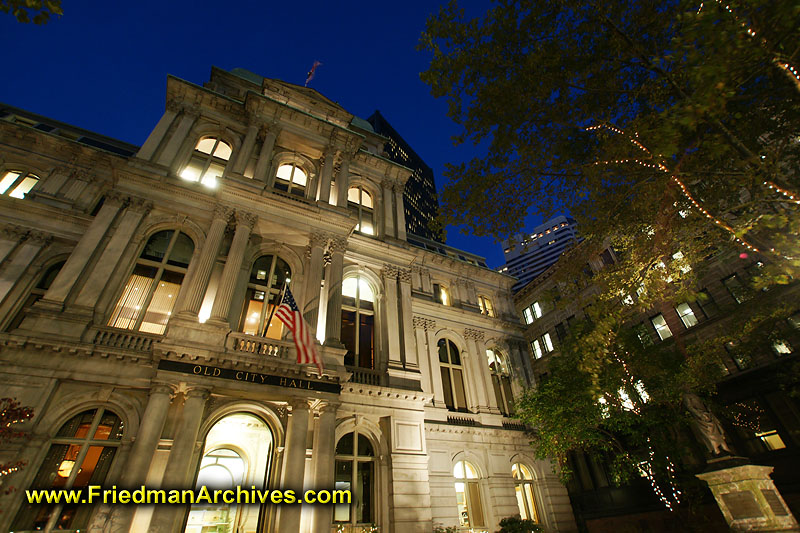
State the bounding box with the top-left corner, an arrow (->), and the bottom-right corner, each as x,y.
0,1 -> 539,267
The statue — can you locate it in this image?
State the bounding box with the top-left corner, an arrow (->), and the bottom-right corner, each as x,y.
684,392 -> 733,456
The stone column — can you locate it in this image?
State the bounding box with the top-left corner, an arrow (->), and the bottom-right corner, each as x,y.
207,210 -> 256,326
72,198 -> 152,310
0,231 -> 51,304
426,326 -> 446,406
175,205 -> 232,317
303,232 -> 327,334
254,125 -> 278,185
462,330 -> 489,412
41,192 -> 125,306
155,108 -> 197,168
137,102 -> 179,161
398,268 -> 418,370
0,225 -> 27,268
394,182 -> 407,240
109,383 -> 174,532
413,317 -> 435,395
335,154 -> 351,208
232,124 -> 259,175
324,237 -> 346,347
147,387 -> 210,533
280,399 -> 310,533
311,403 -> 338,532
382,265 -> 403,369
317,148 -> 335,203
473,335 -> 500,413
382,179 -> 395,238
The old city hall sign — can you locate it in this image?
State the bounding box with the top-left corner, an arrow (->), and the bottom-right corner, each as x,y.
157,360 -> 341,394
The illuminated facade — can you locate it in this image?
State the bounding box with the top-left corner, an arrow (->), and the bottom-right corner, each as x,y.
0,68 -> 578,532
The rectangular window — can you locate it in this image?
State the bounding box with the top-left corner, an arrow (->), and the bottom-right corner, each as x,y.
650,314 -> 673,340
531,340 -> 543,359
675,303 -> 699,328
555,322 -> 567,341
522,307 -> 533,325
723,274 -> 751,304
772,339 -> 793,356
696,289 -> 719,318
542,333 -> 554,353
724,341 -> 751,370
531,301 -> 543,319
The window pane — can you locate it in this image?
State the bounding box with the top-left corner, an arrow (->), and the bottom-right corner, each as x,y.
523,308 -> 533,324
441,367 -> 454,409
492,375 -> 505,414
356,461 -> 373,523
93,411 -> 123,440
292,167 -> 307,186
342,277 -> 358,299
455,481 -> 468,526
241,291 -> 265,335
107,265 -> 157,329
524,483 -> 539,522
336,433 -> 354,455
334,460 -> 352,522
141,231 -> 174,262
201,161 -> 225,187
212,140 -> 232,160
276,164 -> 294,181
180,157 -> 204,182
341,310 -> 357,367
361,190 -> 373,208
9,176 -> 38,198
467,481 -> 486,527
358,313 -> 374,369
502,377 -> 514,414
348,187 -> 360,204
650,314 -> 673,340
452,368 -> 467,411
697,289 -> 719,318
438,339 -> 449,363
359,218 -> 375,235
516,485 -> 529,519
357,434 -> 374,457
532,302 -> 542,318
542,333 -> 554,352
531,340 -> 542,359
195,138 -> 217,154
723,274 -> 751,303
0,171 -> 21,194
167,232 -> 194,267
139,270 -> 183,334
676,302 -> 698,328
449,341 -> 461,365
358,278 -> 374,302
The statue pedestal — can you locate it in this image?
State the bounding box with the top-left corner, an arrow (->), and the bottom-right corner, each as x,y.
697,459 -> 799,532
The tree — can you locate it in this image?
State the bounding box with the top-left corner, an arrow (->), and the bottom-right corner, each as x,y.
0,0 -> 62,24
420,0 -> 800,512
0,398 -> 34,497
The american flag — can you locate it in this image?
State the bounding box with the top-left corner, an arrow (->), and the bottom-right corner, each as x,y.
275,287 -> 323,375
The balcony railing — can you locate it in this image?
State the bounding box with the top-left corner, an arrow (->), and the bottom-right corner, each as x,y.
92,326 -> 160,351
226,332 -> 292,360
347,366 -> 382,386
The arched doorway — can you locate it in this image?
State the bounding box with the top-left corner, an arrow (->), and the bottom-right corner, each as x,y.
185,413 -> 273,533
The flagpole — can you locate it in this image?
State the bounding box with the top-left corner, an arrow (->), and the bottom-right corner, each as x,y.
262,281 -> 287,338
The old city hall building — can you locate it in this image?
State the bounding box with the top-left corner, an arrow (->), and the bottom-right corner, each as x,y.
0,67 -> 577,532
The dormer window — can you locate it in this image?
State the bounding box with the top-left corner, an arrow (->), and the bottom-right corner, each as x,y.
348,186 -> 374,235
180,137 -> 232,188
274,163 -> 307,196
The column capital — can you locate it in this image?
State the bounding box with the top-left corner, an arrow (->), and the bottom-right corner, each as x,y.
184,386 -> 211,401
0,224 -> 28,241
258,122 -> 280,140
463,328 -> 485,341
26,230 -> 53,246
328,236 -> 347,254
103,189 -> 127,207
381,178 -> 395,190
150,382 -> 178,397
235,210 -> 258,229
382,264 -> 399,280
315,401 -> 341,416
393,181 -> 405,194
309,231 -> 330,249
413,316 -> 436,331
397,267 -> 411,284
289,398 -> 311,411
213,204 -> 234,222
127,196 -> 153,215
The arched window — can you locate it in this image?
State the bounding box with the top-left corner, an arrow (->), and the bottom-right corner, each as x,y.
439,339 -> 468,412
487,349 -> 514,416
108,230 -> 194,334
274,162 -> 307,196
454,460 -> 485,529
335,430 -> 376,527
348,185 -> 375,235
12,408 -> 123,531
512,463 -> 539,523
341,274 -> 375,369
478,295 -> 495,317
186,413 -> 272,533
180,137 -> 232,188
0,169 -> 39,198
239,255 -> 292,338
8,260 -> 65,330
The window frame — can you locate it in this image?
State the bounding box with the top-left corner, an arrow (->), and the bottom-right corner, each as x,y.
334,430 -> 377,527
347,185 -> 376,236
179,137 -> 233,188
650,313 -> 673,341
478,295 -> 495,317
453,460 -> 486,529
273,161 -> 309,197
0,169 -> 40,198
341,274 -> 376,369
512,463 -> 540,523
238,255 -> 292,339
541,332 -> 554,353
487,349 -> 514,415
438,338 -> 469,412
675,302 -> 699,328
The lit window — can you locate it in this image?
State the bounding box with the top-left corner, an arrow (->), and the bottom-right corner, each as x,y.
108,230 -> 194,334
522,307 -> 533,325
0,170 -> 39,198
512,464 -> 539,523
274,162 -> 307,196
180,137 -> 232,188
487,349 -> 513,415
348,186 -> 375,235
478,295 -> 495,317
433,283 -> 449,306
541,333 -> 554,353
772,339 -> 793,356
454,461 -> 485,529
756,430 -> 786,451
531,340 -> 543,359
11,408 -> 122,531
675,303 -> 698,328
723,274 -> 751,304
335,431 -> 375,527
439,339 -> 468,412
239,255 -> 291,339
531,302 -> 543,319
650,314 -> 673,341
341,274 -> 375,369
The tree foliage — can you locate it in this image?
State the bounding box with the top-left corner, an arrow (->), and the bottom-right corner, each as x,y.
0,0 -> 62,24
420,0 -> 800,510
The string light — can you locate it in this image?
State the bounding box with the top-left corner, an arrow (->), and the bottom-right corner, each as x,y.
764,180 -> 800,204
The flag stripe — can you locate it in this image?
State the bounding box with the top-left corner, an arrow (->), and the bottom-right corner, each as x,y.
274,287 -> 322,373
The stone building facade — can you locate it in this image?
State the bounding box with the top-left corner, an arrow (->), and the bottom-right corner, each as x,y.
0,67 -> 577,532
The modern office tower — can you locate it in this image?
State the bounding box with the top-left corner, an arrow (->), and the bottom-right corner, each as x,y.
366,110 -> 443,242
0,67 -> 578,533
499,215 -> 579,291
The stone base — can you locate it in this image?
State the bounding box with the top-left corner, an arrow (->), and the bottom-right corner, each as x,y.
697,462 -> 799,532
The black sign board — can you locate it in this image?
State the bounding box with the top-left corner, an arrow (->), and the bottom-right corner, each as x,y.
157,359 -> 341,394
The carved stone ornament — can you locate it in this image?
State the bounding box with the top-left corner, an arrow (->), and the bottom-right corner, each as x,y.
0,225 -> 28,242
328,237 -> 348,254
463,328 -> 485,341
213,204 -> 235,222
26,230 -> 53,246
166,100 -> 183,114
310,232 -> 330,249
382,264 -> 399,280
127,196 -> 154,215
413,316 -> 436,331
381,178 -> 395,190
103,190 -> 126,207
235,210 -> 258,229
397,268 -> 412,284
